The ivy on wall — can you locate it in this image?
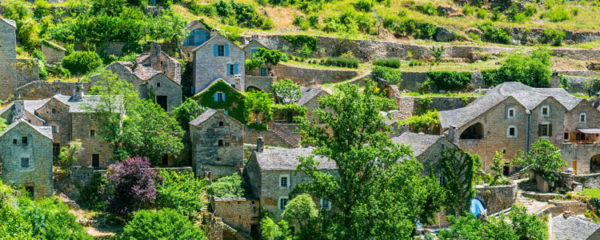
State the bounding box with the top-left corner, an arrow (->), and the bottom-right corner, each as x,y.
194,80 -> 246,123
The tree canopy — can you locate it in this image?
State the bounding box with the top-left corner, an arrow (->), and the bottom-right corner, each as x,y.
121,209 -> 208,240
272,78 -> 301,104
514,137 -> 566,183
246,48 -> 282,71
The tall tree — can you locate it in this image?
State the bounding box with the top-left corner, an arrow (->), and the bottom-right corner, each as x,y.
514,138 -> 566,184
282,194 -> 319,239
245,90 -> 274,125
246,48 -> 282,72
440,148 -> 481,217
296,80 -> 444,239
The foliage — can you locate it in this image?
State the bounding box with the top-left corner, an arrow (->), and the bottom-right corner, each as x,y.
296,80 -> 444,238
195,80 -> 246,123
400,110 -> 439,134
245,90 -> 274,125
373,58 -> 401,68
212,0 -> 272,29
103,156 -> 160,218
283,35 -> 319,52
440,148 -> 481,216
207,173 -> 245,198
541,29 -> 566,46
62,51 -> 102,75
79,172 -> 107,210
431,46 -> 445,63
57,140 -> 82,169
559,74 -> 571,91
156,170 -> 207,218
172,98 -> 207,164
581,188 -> 600,198
322,10 -> 374,34
260,217 -> 292,240
274,103 -> 307,122
372,66 -> 403,85
476,21 -> 511,44
247,48 -> 283,71
323,57 -> 359,68
272,78 -> 301,104
425,71 -> 472,91
489,151 -> 512,186
353,0 -> 373,12
514,138 -> 566,183
584,78 -> 600,96
420,2 -> 438,15
281,194 -> 319,239
0,117 -> 8,133
483,48 -> 552,88
542,6 -> 571,22
121,209 -> 207,240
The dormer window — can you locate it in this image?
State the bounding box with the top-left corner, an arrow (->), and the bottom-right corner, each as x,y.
541,106 -> 550,118
507,107 -> 515,119
580,113 -> 587,123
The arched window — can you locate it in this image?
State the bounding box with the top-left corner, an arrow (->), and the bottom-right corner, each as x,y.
460,123 -> 484,139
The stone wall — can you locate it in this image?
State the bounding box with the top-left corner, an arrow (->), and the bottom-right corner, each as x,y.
244,127 -> 297,148
16,81 -> 89,100
474,184 -> 517,214
211,197 -> 259,234
561,143 -> 600,175
71,113 -> 115,168
552,48 -> 600,61
272,63 -> 359,86
395,96 -> 477,120
573,173 -> 600,189
0,19 -> 18,100
41,41 -> 65,64
194,34 -> 245,93
16,59 -> 40,88
246,75 -> 275,92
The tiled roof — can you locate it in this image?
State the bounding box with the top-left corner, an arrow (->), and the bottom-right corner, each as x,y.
391,132 -> 443,157
133,65 -> 162,81
189,109 -> 218,126
439,82 -> 583,129
254,147 -> 337,171
552,214 -> 600,240
297,87 -> 325,106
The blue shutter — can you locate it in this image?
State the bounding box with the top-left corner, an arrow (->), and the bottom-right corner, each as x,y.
234,64 -> 238,75
223,93 -> 226,101
213,92 -> 218,102
251,49 -> 257,56
213,44 -> 217,57
226,64 -> 231,75
225,44 -> 229,56
260,68 -> 267,76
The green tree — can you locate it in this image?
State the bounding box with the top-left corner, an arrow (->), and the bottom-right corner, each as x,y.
431,46 -> 445,64
440,148 -> 480,217
514,138 -> 566,184
296,80 -> 444,239
207,174 -> 245,198
156,170 -> 207,218
260,217 -> 292,240
245,90 -> 274,126
121,209 -> 208,240
247,48 -> 282,72
281,194 -> 318,238
487,48 -> 552,87
272,78 -> 301,104
62,51 -> 103,75
584,77 -> 600,97
0,202 -> 34,240
58,140 -> 82,167
489,151 -> 512,186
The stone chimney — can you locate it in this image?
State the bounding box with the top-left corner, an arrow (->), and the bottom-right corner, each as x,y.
256,137 -> 264,153
72,81 -> 83,102
210,29 -> 219,38
447,125 -> 458,145
150,42 -> 161,70
12,95 -> 24,122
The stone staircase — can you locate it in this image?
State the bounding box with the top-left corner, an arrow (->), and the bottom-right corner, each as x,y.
269,126 -> 299,147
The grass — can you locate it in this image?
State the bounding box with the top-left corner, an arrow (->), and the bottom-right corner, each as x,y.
581,188 -> 600,198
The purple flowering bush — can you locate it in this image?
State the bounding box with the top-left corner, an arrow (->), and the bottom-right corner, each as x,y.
103,156 -> 162,218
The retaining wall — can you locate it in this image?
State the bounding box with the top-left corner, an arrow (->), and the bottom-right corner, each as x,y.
574,173 -> 600,189
396,96 -> 477,120
16,81 -> 90,100
474,184 -> 517,214
272,63 -> 359,86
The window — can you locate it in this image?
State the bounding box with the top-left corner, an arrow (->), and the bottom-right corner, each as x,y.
227,64 -> 239,76
52,125 -> 58,134
51,108 -> 56,114
564,131 -> 569,140
279,197 -> 289,210
219,121 -> 224,127
541,106 -> 550,117
218,139 -> 224,146
320,199 -> 331,210
260,68 -> 267,76
92,154 -> 100,168
507,107 -> 515,119
279,175 -> 290,189
539,123 -> 552,137
507,126 -> 517,138
229,64 -> 235,75
441,144 -> 445,150
21,158 -> 29,168
22,136 -> 27,145
214,92 -> 226,102
217,45 -> 225,56
580,113 -> 587,123
13,139 -> 17,144
157,82 -> 161,88
251,48 -> 258,56
90,130 -> 95,137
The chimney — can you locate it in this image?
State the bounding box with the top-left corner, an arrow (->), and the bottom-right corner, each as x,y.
72,81 -> 83,102
12,95 -> 24,122
210,29 -> 219,38
256,137 -> 264,153
447,125 -> 458,145
150,42 -> 161,69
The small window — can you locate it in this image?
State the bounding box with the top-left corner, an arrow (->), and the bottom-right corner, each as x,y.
90,130 -> 95,137
507,107 -> 515,119
279,175 -> 289,188
441,144 -> 445,150
279,197 -> 289,210
541,106 -> 550,117
13,139 -> 17,144
21,158 -> 29,168
564,131 -> 569,140
580,113 -> 587,123
92,154 -> 99,168
320,199 -> 331,210
218,139 -> 224,146
217,45 -> 225,56
215,92 -> 225,102
507,126 -> 517,138
52,108 -> 56,114
229,64 -> 235,75
539,123 -> 551,137
219,121 -> 224,127
52,125 -> 58,133
157,82 -> 161,88
22,136 -> 28,145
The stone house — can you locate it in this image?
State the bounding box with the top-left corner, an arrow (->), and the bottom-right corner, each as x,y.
0,18 -> 40,100
297,86 -> 330,122
189,109 -> 244,179
41,40 -> 66,64
391,132 -> 460,179
210,197 -> 259,237
245,144 -> 337,220
0,118 -> 53,199
243,37 -> 276,92
137,42 -> 182,84
192,29 -> 245,93
0,85 -> 117,169
182,20 -> 211,61
439,82 -> 590,173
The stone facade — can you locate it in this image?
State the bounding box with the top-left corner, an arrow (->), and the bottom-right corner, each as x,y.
0,18 -> 18,100
211,197 -> 259,235
396,96 -> 476,121
137,42 -> 182,84
182,20 -> 211,61
0,120 -> 53,199
297,87 -> 330,123
190,109 -> 244,179
41,41 -> 66,64
391,132 -> 460,178
145,74 -> 183,112
193,31 -> 245,93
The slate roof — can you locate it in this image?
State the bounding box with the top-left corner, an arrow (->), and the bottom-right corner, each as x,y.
297,87 -> 326,106
552,214 -> 600,240
391,132 -> 443,157
254,148 -> 337,171
53,94 -> 115,113
439,82 -> 583,129
0,18 -> 16,29
133,65 -> 161,81
189,109 -> 243,127
0,120 -> 52,140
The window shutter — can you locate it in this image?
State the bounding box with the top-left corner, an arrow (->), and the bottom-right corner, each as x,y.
538,124 -> 542,137
213,92 -> 218,102
213,44 -> 217,57
223,93 -> 226,101
226,64 -> 231,75
549,124 -> 553,136
225,44 -> 229,56
234,64 -> 238,74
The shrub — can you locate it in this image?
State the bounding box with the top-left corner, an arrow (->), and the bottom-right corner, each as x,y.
283,35 -> 319,53
324,57 -> 360,68
420,2 -> 438,16
207,173 -> 246,198
426,71 -> 472,91
462,4 -> 475,15
475,8 -> 488,19
372,66 -> 402,85
213,0 -> 271,28
273,78 -> 301,104
103,156 -> 159,218
21,198 -> 93,240
477,21 -> 511,44
542,6 -> 571,22
156,170 -> 207,218
417,22 -> 437,39
121,209 -> 207,240
373,58 -> 401,68
354,0 -> 373,12
541,28 -> 566,46
401,110 -> 439,133
273,103 -> 307,122
484,48 -> 552,87
79,172 -> 107,210
62,51 -> 102,75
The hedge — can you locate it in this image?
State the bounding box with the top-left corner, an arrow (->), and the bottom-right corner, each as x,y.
426,71 -> 472,91
324,57 -> 359,68
194,80 -> 246,123
372,66 -> 402,86
373,58 -> 401,68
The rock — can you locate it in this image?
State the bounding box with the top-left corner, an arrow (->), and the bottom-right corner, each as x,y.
434,27 -> 455,42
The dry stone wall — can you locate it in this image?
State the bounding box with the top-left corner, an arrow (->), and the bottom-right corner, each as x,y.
272,63 -> 359,86
395,96 -> 477,120
16,81 -> 89,100
474,184 -> 517,214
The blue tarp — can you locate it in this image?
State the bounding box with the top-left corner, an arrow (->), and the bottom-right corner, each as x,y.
469,198 -> 485,218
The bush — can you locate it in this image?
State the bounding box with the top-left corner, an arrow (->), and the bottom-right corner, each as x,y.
417,22 -> 437,39
121,209 -> 207,240
476,8 -> 488,19
425,71 -> 472,91
354,0 -> 373,12
541,29 -> 566,46
401,110 -> 439,133
420,2 -> 438,15
542,6 -> 571,22
462,4 -> 475,15
156,170 -> 206,218
62,51 -> 102,75
213,0 -> 271,28
21,198 -> 93,240
477,21 -> 511,44
283,35 -> 319,52
80,172 -> 107,210
324,57 -> 359,68
273,103 -> 307,122
483,48 -> 552,87
373,58 -> 401,68
372,66 -> 402,85
207,173 -> 246,198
